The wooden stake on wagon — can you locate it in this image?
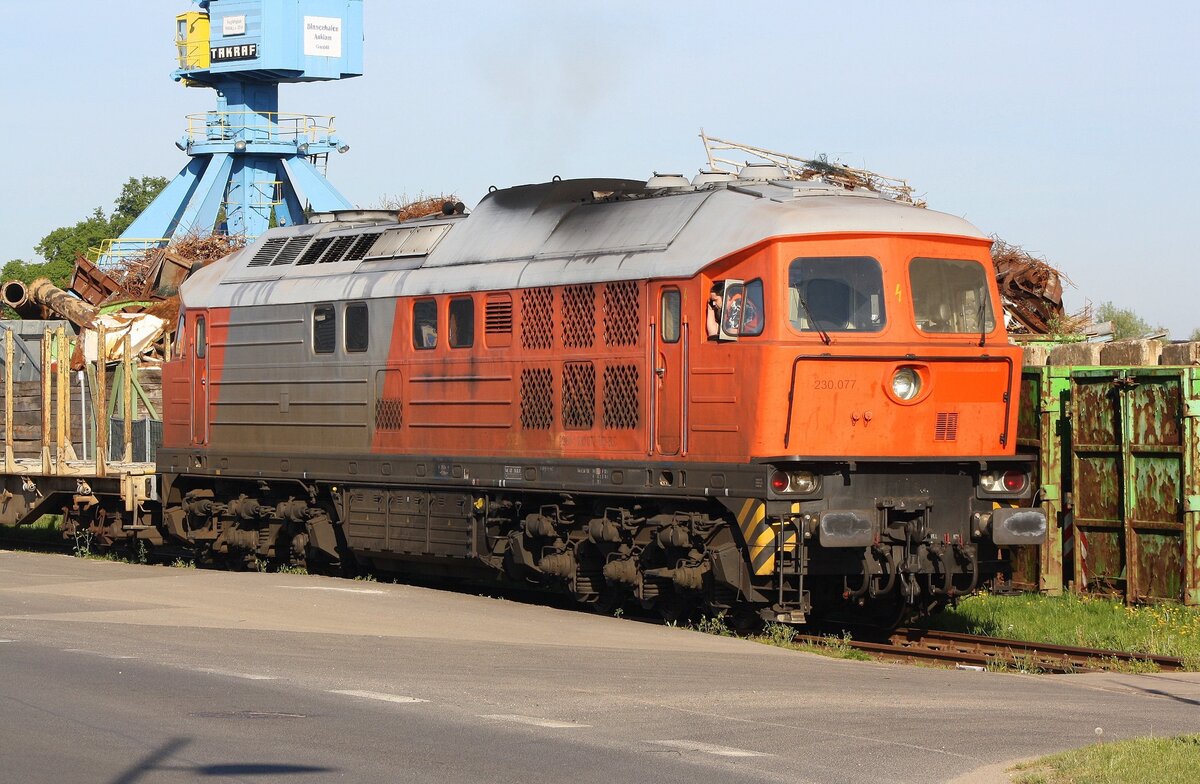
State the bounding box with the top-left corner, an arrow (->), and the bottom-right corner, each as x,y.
4,329 -> 14,473
123,334 -> 133,463
41,327 -> 51,474
95,324 -> 107,478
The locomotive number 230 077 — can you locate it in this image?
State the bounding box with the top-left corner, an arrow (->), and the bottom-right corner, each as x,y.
813,378 -> 856,390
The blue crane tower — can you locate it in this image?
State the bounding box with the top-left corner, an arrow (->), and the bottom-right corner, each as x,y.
97,0 -> 364,266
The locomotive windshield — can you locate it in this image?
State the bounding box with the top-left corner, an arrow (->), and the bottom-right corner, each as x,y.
788,257 -> 885,333
909,258 -> 996,334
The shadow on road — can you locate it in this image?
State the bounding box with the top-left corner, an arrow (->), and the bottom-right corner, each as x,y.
109,737 -> 336,783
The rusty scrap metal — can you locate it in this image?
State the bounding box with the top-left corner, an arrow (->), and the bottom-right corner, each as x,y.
992,237 -> 1070,334
69,255 -> 127,307
26,278 -> 99,329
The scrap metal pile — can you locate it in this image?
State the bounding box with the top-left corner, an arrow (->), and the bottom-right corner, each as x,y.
991,237 -> 1079,334
1,233 -> 246,367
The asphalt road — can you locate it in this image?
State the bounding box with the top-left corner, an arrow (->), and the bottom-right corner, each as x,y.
1,552 -> 1198,784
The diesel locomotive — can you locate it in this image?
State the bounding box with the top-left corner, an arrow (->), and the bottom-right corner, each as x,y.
154,167 -> 1046,624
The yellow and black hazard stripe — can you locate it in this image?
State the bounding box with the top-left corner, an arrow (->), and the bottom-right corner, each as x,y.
735,499 -> 800,576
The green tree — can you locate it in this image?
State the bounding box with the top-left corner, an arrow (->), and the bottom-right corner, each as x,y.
1188,328 -> 1200,343
33,207 -> 116,276
1096,302 -> 1156,340
110,176 -> 170,235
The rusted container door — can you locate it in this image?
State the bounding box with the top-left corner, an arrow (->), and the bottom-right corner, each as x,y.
1070,368 -> 1199,604
654,287 -> 683,456
1011,366 -> 1065,595
191,312 -> 209,446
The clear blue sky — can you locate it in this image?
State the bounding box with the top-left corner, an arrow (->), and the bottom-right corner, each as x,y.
0,2 -> 1196,334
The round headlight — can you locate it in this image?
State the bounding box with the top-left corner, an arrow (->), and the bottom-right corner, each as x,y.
891,367 -> 921,401
791,471 -> 817,494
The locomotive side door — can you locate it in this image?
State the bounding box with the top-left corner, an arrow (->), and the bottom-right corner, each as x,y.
654,287 -> 683,455
191,311 -> 209,446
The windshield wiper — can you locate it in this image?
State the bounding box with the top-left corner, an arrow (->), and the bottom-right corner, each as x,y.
978,297 -> 989,347
795,289 -> 832,345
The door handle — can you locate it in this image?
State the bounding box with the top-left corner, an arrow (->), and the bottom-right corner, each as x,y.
655,367 -> 665,377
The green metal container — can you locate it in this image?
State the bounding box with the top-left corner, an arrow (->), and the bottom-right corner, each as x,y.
1011,366 -> 1067,595
1068,367 -> 1200,605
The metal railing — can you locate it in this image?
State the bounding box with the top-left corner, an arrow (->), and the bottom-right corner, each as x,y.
185,111 -> 338,146
699,130 -> 922,206
86,238 -> 171,271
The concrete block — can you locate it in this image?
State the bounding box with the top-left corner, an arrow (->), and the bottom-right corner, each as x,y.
1021,344 -> 1050,367
1048,342 -> 1102,366
1160,342 -> 1200,366
1099,339 -> 1162,367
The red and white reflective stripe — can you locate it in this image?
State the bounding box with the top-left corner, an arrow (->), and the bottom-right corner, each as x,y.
1063,514 -> 1088,588
1077,528 -> 1090,588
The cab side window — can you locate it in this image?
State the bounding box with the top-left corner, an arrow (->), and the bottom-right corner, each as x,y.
345,302 -> 369,353
449,297 -> 474,348
313,304 -> 336,354
195,315 -> 207,358
413,299 -> 438,349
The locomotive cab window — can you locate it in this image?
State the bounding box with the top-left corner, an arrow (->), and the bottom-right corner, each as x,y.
413,299 -> 438,349
661,289 -> 681,343
909,258 -> 996,334
741,279 -> 764,336
195,315 -> 206,358
788,257 -> 885,333
449,297 -> 474,348
345,302 -> 369,353
313,304 -> 336,354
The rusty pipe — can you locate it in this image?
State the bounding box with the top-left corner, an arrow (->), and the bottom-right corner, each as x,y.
27,278 -> 98,328
2,280 -> 46,320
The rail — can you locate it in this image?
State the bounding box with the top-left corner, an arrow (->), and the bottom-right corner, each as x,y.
797,627 -> 1188,673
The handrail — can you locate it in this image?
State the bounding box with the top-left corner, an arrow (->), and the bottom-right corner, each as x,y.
85,238 -> 171,269
184,111 -> 338,145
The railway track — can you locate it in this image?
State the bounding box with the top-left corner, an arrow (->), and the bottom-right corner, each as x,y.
797,627 -> 1188,673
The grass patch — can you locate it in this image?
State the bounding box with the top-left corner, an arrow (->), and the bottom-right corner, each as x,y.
929,592 -> 1200,668
1012,734 -> 1200,784
752,623 -> 872,661
1,515 -> 63,544
687,615 -> 872,661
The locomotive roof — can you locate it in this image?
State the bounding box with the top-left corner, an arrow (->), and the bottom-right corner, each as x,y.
180,176 -> 988,308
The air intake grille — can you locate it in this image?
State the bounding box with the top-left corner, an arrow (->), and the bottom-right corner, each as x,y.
271,236 -> 311,266
375,370 -> 403,431
603,364 -> 640,429
320,235 -> 356,263
344,234 -> 378,261
519,368 -> 554,430
521,288 -> 554,350
485,295 -> 513,334
562,285 -> 595,349
297,237 -> 334,265
562,361 -> 596,430
247,237 -> 287,267
603,281 -> 640,347
935,412 -> 959,441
